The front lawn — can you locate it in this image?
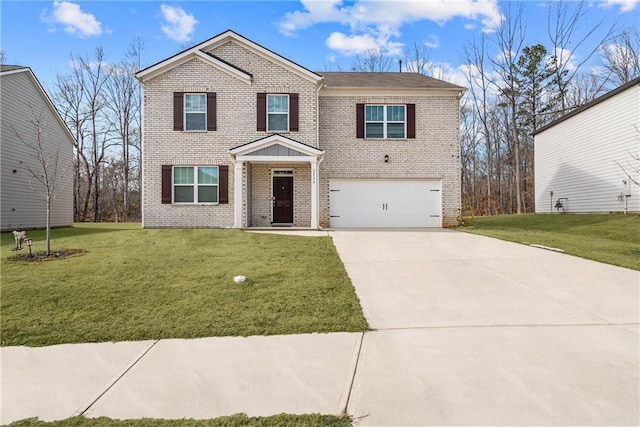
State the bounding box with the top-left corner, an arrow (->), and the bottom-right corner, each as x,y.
1,224 -> 367,347
459,213 -> 640,270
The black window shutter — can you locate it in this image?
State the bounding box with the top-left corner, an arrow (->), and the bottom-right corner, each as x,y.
257,93 -> 266,131
173,93 -> 184,131
218,165 -> 229,204
289,93 -> 299,131
207,92 -> 217,131
407,104 -> 416,139
356,103 -> 365,138
161,165 -> 172,204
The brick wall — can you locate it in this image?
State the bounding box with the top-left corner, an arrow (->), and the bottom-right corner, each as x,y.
141,40 -> 318,227
318,95 -> 461,227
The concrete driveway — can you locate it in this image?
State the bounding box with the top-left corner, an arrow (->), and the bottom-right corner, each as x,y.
330,229 -> 639,426
1,229 -> 638,425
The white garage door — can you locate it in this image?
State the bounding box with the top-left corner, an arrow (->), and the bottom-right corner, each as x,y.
329,179 -> 441,228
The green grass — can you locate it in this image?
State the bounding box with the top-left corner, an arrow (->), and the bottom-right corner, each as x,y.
6,414 -> 351,427
1,224 -> 367,347
459,213 -> 640,270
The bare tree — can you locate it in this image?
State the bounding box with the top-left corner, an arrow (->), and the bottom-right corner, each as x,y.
104,38 -> 144,220
599,28 -> 640,86
464,34 -> 496,215
0,50 -> 6,64
54,68 -> 90,221
11,106 -> 73,255
403,41 -> 432,75
491,2 -> 526,213
76,47 -> 114,222
547,0 -> 617,116
351,48 -> 393,72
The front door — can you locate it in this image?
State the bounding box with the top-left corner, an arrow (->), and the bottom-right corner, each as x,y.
273,176 -> 294,223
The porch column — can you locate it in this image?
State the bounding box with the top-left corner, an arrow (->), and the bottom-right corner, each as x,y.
234,160 -> 244,228
310,158 -> 318,229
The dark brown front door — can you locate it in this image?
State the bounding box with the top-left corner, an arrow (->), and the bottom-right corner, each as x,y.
273,176 -> 293,223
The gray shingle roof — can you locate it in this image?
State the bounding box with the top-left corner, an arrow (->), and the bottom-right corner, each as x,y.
0,65 -> 28,73
318,72 -> 464,90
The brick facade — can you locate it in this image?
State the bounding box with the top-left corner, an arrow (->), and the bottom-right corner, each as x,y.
318,95 -> 461,227
138,31 -> 462,229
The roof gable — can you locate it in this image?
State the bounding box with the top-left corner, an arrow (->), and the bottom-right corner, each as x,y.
135,47 -> 253,84
136,30 -> 322,84
534,76 -> 640,135
1,66 -> 76,144
230,134 -> 323,157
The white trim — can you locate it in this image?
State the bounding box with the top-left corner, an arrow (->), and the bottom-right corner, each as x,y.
365,104 -> 406,139
136,31 -> 320,84
266,94 -> 290,132
234,161 -> 244,227
136,50 -> 252,84
236,155 -> 315,163
0,67 -> 76,144
319,88 -> 463,97
200,31 -> 322,84
230,135 -> 323,157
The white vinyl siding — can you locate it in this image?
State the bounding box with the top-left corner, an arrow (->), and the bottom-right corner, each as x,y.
0,69 -> 74,231
534,83 -> 640,213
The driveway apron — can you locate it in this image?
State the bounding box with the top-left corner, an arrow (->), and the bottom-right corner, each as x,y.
330,229 -> 639,426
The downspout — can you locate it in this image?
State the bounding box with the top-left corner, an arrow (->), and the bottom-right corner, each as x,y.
138,81 -> 145,228
316,78 -> 324,228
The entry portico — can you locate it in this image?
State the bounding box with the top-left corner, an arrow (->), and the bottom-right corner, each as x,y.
229,135 -> 324,229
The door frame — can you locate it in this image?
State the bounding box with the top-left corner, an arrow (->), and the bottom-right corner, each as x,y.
271,169 -> 294,224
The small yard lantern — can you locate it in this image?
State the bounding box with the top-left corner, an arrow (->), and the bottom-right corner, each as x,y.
25,238 -> 33,257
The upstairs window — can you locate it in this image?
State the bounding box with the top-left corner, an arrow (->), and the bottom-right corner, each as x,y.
184,94 -> 206,131
267,94 -> 289,132
365,105 -> 405,139
357,103 -> 415,139
173,92 -> 216,131
257,93 -> 298,132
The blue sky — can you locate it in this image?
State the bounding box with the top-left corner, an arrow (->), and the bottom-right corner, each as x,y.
1,0 -> 638,90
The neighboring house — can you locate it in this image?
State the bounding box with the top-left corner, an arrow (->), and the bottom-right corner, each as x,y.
0,65 -> 74,231
534,77 -> 640,214
135,30 -> 464,229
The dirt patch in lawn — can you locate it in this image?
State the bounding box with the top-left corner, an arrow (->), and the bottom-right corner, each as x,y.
8,248 -> 86,262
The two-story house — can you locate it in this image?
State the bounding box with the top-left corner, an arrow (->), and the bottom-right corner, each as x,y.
135,30 -> 464,229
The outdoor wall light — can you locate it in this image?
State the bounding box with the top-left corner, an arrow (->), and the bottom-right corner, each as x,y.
384,154 -> 389,163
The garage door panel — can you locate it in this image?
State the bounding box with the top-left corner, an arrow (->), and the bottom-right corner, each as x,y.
329,180 -> 441,228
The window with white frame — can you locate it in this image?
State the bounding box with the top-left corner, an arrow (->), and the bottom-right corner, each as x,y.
173,166 -> 218,203
267,94 -> 289,132
365,105 -> 406,138
184,94 -> 207,131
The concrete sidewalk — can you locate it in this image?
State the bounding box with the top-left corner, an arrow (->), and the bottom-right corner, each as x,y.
1,229 -> 639,425
1,333 -> 362,424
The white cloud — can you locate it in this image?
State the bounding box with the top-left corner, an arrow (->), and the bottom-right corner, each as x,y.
160,4 -> 197,43
326,32 -> 378,56
599,0 -> 639,13
280,0 -> 350,36
42,1 -> 102,38
549,47 -> 578,73
425,35 -> 440,49
279,0 -> 503,57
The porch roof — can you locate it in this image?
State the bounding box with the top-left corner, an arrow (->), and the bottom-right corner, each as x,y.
229,134 -> 323,162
